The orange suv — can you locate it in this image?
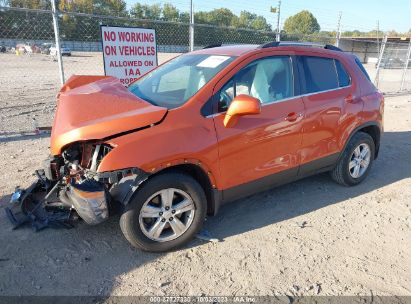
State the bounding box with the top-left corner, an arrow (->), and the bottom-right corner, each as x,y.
7,42 -> 384,252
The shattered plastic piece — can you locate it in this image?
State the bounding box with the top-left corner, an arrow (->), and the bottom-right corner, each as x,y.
196,229 -> 220,243
5,179 -> 73,231
297,221 -> 308,228
10,188 -> 23,204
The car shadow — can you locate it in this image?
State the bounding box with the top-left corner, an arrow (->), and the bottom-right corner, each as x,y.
204,132 -> 411,240
0,131 -> 409,296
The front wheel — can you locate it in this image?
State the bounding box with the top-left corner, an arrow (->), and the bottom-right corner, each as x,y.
331,132 -> 375,186
120,173 -> 207,252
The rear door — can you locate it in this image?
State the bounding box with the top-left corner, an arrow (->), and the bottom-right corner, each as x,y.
297,54 -> 356,176
212,55 -> 305,199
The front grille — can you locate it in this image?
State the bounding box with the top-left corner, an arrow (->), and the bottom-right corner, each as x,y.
98,144 -> 112,162
90,144 -> 113,171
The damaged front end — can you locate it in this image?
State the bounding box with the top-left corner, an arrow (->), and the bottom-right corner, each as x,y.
5,142 -> 146,230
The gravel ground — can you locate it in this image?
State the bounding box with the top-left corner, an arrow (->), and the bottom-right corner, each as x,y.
0,52 -> 410,297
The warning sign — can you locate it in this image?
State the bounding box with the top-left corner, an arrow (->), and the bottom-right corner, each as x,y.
101,25 -> 157,86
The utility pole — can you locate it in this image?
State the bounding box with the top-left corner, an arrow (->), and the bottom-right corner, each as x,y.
51,0 -> 65,84
276,0 -> 281,42
189,0 -> 194,52
270,1 -> 281,42
335,11 -> 342,47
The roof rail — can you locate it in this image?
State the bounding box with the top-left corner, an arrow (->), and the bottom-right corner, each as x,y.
258,41 -> 280,49
203,43 -> 222,49
324,44 -> 343,51
258,41 -> 343,52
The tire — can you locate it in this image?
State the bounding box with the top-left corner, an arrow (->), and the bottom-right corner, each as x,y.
120,172 -> 207,252
331,132 -> 375,186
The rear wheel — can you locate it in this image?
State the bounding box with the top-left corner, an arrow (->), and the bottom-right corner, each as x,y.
331,132 -> 375,186
120,173 -> 206,252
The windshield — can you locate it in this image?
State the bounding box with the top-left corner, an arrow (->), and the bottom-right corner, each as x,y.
128,54 -> 235,109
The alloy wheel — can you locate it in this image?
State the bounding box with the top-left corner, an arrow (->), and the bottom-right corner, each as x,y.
138,188 -> 196,242
349,143 -> 371,179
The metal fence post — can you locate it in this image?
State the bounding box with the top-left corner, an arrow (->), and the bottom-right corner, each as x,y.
376,21 -> 380,59
400,38 -> 411,91
189,0 -> 194,51
335,11 -> 342,47
275,0 -> 281,42
51,0 -> 65,84
375,35 -> 387,88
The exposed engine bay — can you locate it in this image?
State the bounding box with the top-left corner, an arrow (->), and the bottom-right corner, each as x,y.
5,142 -> 147,230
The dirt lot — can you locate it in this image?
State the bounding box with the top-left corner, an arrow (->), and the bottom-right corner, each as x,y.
0,52 -> 410,297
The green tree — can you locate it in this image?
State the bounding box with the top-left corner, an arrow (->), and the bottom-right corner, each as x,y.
250,15 -> 271,31
58,0 -> 127,15
231,11 -> 271,31
194,11 -> 210,24
59,0 -> 93,14
283,10 -> 320,35
236,11 -> 255,28
162,3 -> 179,21
386,30 -> 399,37
130,3 -> 161,20
100,0 -> 127,16
8,0 -> 50,9
207,8 -> 235,27
179,11 -> 190,23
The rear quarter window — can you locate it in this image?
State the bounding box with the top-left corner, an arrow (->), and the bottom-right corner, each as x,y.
335,59 -> 351,87
355,57 -> 372,81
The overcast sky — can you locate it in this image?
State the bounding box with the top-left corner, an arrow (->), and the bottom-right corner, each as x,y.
126,0 -> 410,33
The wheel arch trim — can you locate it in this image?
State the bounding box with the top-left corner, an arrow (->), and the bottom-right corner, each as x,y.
340,121 -> 382,161
116,159 -> 221,216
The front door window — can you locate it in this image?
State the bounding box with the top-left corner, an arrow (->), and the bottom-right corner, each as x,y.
218,56 -> 294,112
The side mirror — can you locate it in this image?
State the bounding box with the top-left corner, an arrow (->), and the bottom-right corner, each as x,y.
223,95 -> 261,128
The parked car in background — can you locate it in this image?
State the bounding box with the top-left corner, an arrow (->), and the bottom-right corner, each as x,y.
7,42 -> 384,252
376,57 -> 411,69
49,45 -> 71,56
15,44 -> 32,54
40,43 -> 53,55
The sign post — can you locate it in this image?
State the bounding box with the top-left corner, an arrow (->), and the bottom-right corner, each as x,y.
101,26 -> 158,87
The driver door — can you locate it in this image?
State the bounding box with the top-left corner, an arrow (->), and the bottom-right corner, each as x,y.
212,56 -> 305,200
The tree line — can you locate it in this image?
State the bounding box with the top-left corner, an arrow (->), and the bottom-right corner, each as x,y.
1,1 -> 410,45
4,0 -> 272,31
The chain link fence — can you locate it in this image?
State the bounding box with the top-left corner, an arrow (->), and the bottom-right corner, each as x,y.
375,39 -> 411,94
1,5 -> 410,133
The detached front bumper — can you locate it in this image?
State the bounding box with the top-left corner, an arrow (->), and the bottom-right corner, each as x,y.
64,179 -> 109,225
5,170 -> 109,230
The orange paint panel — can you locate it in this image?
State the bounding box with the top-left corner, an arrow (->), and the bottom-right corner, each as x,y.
51,76 -> 167,155
48,45 -> 383,192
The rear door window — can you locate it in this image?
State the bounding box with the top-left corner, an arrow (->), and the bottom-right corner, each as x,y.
301,56 -> 339,93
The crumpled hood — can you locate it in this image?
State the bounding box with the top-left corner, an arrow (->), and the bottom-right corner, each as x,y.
50,76 -> 167,155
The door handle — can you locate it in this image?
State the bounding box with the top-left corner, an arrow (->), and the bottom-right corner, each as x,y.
345,94 -> 356,103
285,112 -> 299,122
